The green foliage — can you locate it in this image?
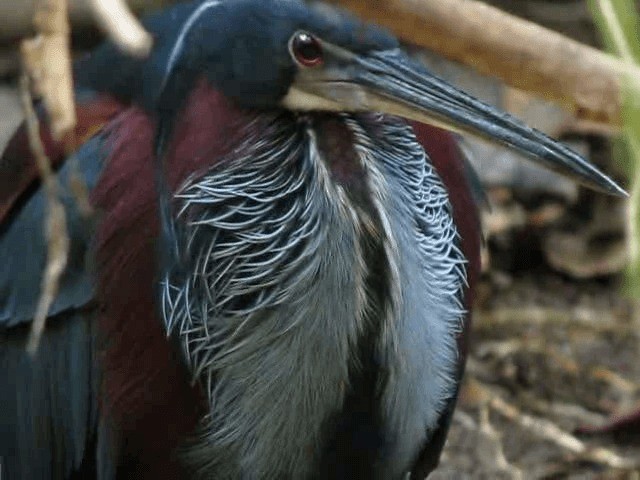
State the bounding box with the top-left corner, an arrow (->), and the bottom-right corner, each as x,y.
589,0 -> 640,296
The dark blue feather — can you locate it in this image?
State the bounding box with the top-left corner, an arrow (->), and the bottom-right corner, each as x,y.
0,135 -> 107,328
0,311 -> 102,479
0,132 -> 116,478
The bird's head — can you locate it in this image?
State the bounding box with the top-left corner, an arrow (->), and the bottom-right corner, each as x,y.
78,0 -> 624,196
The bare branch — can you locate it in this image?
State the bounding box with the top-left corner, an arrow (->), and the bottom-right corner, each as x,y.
467,378 -> 640,470
327,0 -> 639,127
88,0 -> 152,57
18,75 -> 70,355
21,0 -> 76,139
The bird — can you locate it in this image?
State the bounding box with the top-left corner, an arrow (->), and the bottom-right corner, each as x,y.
0,0 -> 624,479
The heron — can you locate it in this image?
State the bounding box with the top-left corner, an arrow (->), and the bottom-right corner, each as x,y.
0,0 -> 624,478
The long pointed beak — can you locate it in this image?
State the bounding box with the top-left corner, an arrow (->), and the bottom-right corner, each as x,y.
287,49 -> 625,197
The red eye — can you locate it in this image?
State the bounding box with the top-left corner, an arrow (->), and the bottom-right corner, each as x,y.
290,32 -> 323,67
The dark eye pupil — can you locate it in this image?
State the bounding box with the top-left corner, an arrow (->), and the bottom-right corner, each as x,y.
292,32 -> 323,66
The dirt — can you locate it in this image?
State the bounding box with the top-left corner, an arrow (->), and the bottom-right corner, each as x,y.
434,268 -> 640,479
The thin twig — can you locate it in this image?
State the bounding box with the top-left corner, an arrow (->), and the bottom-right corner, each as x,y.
19,0 -> 74,353
475,339 -> 640,395
20,0 -> 75,140
479,382 -> 640,470
478,405 -> 524,479
474,306 -> 630,332
19,75 -> 70,355
89,0 -> 152,57
449,407 -> 523,479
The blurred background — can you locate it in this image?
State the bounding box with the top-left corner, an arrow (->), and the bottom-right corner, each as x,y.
1,0 -> 639,477
422,2 -> 640,477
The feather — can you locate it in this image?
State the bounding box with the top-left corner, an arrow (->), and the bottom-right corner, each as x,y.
0,95 -> 122,226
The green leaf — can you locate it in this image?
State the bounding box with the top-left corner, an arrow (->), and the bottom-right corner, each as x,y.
589,0 -> 640,296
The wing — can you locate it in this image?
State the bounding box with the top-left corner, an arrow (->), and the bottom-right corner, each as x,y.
0,92 -> 125,326
0,95 -> 124,479
409,123 -> 482,478
86,80 -> 244,478
1,10 -> 240,474
0,94 -> 122,227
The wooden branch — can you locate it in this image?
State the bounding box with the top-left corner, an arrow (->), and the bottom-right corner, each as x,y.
88,0 -> 152,57
21,0 -> 76,139
19,75 -> 70,355
0,0 -> 168,42
488,393 -> 640,469
326,0 -> 638,126
465,376 -> 640,470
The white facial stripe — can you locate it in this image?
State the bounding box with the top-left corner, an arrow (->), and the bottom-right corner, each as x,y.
162,0 -> 222,88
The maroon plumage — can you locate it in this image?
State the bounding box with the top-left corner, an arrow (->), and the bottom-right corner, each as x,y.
91,82 -> 255,476
413,122 -> 481,334
0,96 -> 122,224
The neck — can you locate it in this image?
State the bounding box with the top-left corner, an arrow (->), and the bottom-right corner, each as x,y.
160,109 -> 466,478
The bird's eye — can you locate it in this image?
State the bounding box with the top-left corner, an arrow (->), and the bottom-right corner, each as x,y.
290,32 -> 323,67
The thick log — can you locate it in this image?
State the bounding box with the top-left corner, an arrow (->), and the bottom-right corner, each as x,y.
326,0 -> 639,126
